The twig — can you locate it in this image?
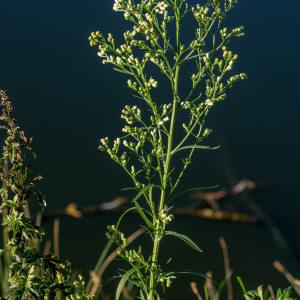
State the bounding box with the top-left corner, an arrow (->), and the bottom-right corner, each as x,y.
175,208 -> 260,223
89,228 -> 145,297
205,271 -> 216,300
43,240 -> 52,256
190,179 -> 270,204
39,180 -> 267,225
190,282 -> 203,300
41,197 -> 128,221
53,218 -> 60,258
273,260 -> 300,296
268,285 -> 276,300
219,237 -> 233,300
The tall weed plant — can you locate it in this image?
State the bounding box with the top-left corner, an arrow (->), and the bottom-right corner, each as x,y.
89,0 -> 246,299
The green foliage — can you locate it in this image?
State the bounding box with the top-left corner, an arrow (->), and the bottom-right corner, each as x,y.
116,267 -> 142,300
236,277 -> 296,300
242,284 -> 294,300
190,276 -> 297,300
0,91 -> 89,299
89,0 -> 246,298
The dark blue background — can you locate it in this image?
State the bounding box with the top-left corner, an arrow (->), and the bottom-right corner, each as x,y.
0,0 -> 299,298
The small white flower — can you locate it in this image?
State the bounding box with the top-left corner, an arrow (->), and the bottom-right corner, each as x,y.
205,99 -> 214,107
148,78 -> 158,88
113,0 -> 122,11
100,137 -> 109,146
155,1 -> 168,14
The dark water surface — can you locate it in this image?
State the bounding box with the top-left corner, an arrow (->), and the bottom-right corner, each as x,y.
0,0 -> 300,298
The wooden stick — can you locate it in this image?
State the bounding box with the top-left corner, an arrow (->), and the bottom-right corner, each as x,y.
38,180 -> 267,225
53,218 -> 60,258
219,237 -> 233,300
89,228 -> 145,297
273,261 -> 300,295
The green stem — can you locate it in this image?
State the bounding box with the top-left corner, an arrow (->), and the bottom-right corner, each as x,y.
148,230 -> 161,300
148,60 -> 181,300
149,3 -> 182,298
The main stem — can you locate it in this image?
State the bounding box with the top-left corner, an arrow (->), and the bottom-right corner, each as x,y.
148,4 -> 181,298
148,65 -> 180,299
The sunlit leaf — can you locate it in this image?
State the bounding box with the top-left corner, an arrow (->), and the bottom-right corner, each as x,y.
165,231 -> 202,253
116,267 -> 140,300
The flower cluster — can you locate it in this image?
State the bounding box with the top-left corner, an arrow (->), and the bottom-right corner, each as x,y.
159,209 -> 173,224
113,0 -> 124,12
192,4 -> 211,26
180,101 -> 204,129
122,247 -> 149,269
154,209 -> 174,236
220,26 -> 244,40
225,0 -> 239,11
154,1 -> 168,14
106,225 -> 127,248
186,48 -> 246,124
147,77 -> 158,88
106,225 -> 150,275
88,31 -> 103,47
157,272 -> 176,288
121,105 -> 142,124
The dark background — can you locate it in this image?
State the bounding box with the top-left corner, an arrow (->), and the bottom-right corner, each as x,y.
0,0 -> 300,298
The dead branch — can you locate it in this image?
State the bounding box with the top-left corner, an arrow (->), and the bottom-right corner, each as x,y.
39,180 -> 267,225
190,179 -> 270,205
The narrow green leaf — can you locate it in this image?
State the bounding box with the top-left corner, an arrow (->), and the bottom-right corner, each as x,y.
139,289 -> 146,300
165,231 -> 203,253
147,184 -> 155,216
122,186 -> 139,191
204,286 -> 209,300
113,67 -> 131,75
236,276 -> 247,294
115,267 -> 140,300
132,185 -> 153,229
172,145 -> 220,154
215,277 -> 228,299
115,207 -> 136,229
176,270 -> 209,279
170,185 -> 219,201
87,207 -> 136,293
